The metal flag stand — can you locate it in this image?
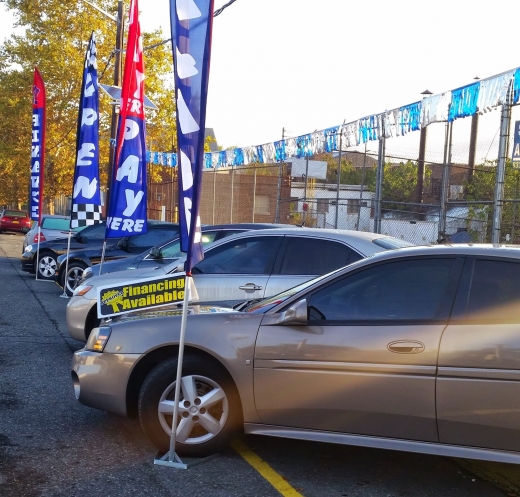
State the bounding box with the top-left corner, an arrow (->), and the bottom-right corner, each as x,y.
98,239 -> 107,275
59,230 -> 73,298
153,274 -> 218,470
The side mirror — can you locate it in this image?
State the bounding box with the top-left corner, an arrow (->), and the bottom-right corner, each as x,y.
277,298 -> 308,325
117,238 -> 129,249
150,247 -> 162,259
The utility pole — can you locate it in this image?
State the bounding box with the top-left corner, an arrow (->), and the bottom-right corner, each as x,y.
106,1 -> 125,216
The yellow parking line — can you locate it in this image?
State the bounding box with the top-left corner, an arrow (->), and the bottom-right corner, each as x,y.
232,439 -> 304,497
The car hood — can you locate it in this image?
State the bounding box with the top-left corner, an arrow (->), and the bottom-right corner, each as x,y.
110,304 -> 238,324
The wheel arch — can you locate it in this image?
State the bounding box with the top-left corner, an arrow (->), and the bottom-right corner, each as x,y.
125,345 -> 243,420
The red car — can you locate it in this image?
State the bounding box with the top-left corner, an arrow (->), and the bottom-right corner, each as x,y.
0,209 -> 32,234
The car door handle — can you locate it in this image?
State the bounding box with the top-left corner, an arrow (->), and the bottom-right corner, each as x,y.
239,283 -> 263,291
388,340 -> 425,354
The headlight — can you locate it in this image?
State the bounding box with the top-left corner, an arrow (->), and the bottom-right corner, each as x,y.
73,284 -> 93,297
85,326 -> 112,352
24,245 -> 33,252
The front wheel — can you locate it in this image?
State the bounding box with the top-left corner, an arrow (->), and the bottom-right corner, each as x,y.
138,355 -> 241,457
64,262 -> 87,296
37,252 -> 58,280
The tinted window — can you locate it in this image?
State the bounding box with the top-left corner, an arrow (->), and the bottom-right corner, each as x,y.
127,228 -> 179,248
308,258 -> 455,322
276,238 -> 361,275
464,259 -> 520,322
192,236 -> 282,274
79,223 -> 106,240
4,210 -> 27,217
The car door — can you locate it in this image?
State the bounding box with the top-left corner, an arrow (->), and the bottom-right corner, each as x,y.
254,256 -> 462,441
263,236 -> 364,299
191,235 -> 284,307
437,256 -> 520,452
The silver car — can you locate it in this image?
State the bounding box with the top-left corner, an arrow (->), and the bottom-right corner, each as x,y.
72,244 -> 520,463
22,214 -> 84,252
67,228 -> 413,341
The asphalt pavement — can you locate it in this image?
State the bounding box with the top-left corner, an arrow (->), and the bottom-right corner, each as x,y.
0,232 -> 513,497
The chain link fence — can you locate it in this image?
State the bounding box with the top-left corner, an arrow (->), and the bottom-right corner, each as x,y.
51,99 -> 520,246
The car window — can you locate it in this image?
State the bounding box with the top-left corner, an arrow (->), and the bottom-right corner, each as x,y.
78,222 -> 106,240
463,259 -> 520,322
127,228 -> 180,248
276,237 -> 361,275
307,258 -> 455,322
192,236 -> 282,275
41,218 -> 71,230
4,210 -> 27,217
160,231 -> 219,259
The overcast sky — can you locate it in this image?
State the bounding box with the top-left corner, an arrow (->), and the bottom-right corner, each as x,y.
3,0 -> 520,157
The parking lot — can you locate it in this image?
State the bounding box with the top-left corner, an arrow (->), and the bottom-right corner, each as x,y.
0,232 -> 516,497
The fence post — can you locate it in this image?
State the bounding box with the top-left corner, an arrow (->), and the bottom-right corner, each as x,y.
438,122 -> 453,242
356,141 -> 368,231
492,99 -> 512,243
334,131 -> 343,229
374,136 -> 385,234
212,166 -> 217,225
230,166 -> 235,224
275,162 -> 282,223
252,165 -> 257,222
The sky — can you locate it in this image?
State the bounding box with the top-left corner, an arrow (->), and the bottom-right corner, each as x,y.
2,0 -> 520,157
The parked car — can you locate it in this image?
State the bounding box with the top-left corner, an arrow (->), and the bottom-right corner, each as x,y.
0,209 -> 31,234
21,221 -> 114,280
72,244 -> 520,463
67,228 -> 412,341
22,214 -> 85,252
55,221 -> 181,295
81,223 -> 296,279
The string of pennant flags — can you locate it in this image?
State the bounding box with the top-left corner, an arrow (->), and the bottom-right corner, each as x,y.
146,67 -> 520,169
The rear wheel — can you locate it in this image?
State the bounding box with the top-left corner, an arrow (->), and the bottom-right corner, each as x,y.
64,262 -> 87,296
138,355 -> 241,457
37,252 -> 58,280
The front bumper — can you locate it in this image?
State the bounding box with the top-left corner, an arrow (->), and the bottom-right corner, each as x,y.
66,295 -> 97,341
20,251 -> 36,272
71,349 -> 142,416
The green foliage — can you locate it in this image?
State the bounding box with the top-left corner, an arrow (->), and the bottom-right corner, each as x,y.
0,0 -> 176,207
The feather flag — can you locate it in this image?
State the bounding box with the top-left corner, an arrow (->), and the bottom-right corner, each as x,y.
71,32 -> 102,228
105,0 -> 147,238
170,0 -> 215,272
31,68 -> 46,224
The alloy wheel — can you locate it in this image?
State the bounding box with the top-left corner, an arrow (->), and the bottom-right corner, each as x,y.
39,256 -> 57,278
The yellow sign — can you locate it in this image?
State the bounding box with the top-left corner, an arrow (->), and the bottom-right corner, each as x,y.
97,273 -> 186,318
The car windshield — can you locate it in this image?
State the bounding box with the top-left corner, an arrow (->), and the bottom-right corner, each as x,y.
372,237 -> 414,249
41,217 -> 84,232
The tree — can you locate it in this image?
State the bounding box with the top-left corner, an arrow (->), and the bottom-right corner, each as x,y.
0,0 -> 176,208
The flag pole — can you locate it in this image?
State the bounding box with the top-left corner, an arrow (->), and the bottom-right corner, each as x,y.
99,239 -> 107,274
154,274 -> 216,469
35,225 -> 41,281
59,230 -> 72,298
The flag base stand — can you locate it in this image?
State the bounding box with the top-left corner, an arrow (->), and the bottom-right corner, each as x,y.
153,451 -> 218,470
59,294 -> 70,299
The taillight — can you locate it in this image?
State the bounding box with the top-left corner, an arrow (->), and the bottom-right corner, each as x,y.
33,233 -> 46,242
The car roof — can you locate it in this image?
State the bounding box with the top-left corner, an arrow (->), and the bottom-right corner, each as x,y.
353,243 -> 520,262
204,227 -> 403,241
201,223 -> 295,231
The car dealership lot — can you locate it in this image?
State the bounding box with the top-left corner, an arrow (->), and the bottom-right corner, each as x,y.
0,232 -> 511,497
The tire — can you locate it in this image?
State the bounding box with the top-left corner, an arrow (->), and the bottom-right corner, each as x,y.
64,262 -> 87,296
138,355 -> 241,457
37,252 -> 58,280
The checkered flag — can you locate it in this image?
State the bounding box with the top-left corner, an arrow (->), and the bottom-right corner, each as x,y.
70,203 -> 102,228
